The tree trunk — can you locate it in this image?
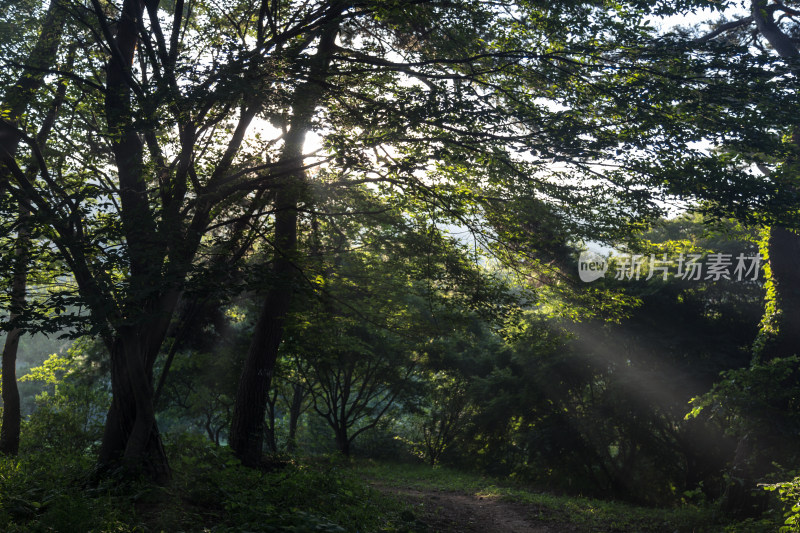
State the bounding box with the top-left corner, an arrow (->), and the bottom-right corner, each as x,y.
748,2 -> 800,363
287,382 -> 304,453
0,208 -> 29,455
335,427 -> 350,457
265,390 -> 278,453
754,227 -> 800,361
230,265 -> 295,465
205,414 -> 216,444
98,330 -> 170,483
0,331 -> 22,456
97,291 -> 181,484
229,21 -> 339,466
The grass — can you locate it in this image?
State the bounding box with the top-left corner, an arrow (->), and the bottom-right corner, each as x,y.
0,434 -> 412,532
351,459 -> 782,533
0,433 -> 784,532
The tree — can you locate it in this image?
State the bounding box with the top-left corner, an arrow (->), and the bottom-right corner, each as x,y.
0,0 -> 72,455
658,1 -> 800,364
305,319 -> 418,456
0,0 -> 67,194
6,0 -> 780,478
416,371 -> 472,466
648,2 -> 800,513
2,0 -> 354,479
228,17 -> 340,464
227,0 -> 729,464
0,203 -> 29,455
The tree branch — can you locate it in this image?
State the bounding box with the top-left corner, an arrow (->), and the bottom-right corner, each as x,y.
694,16 -> 754,44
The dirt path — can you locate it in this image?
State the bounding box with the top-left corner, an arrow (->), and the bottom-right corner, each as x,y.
369,482 -> 579,533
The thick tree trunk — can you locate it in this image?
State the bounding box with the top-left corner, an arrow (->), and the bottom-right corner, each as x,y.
229,21 -> 339,466
749,2 -> 800,363
754,226 -> 800,361
0,206 -> 30,455
97,292 -> 181,484
230,255 -> 296,465
98,331 -> 170,483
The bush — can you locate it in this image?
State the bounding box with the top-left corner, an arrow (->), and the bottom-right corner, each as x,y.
764,477 -> 800,532
19,349 -> 109,454
0,429 -> 410,532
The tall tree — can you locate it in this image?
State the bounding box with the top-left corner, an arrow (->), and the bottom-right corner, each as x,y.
0,205 -> 29,455
0,2 -> 72,454
7,0 -> 782,479
226,0 -> 704,465
229,17 -> 342,465
664,0 -> 800,362
650,2 -> 800,513
2,0 -> 358,479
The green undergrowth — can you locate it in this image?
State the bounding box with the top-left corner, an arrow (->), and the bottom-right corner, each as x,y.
0,439 -> 785,532
0,434 -> 411,532
352,460 -> 782,533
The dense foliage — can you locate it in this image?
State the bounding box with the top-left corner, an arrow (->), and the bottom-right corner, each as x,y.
3,0 -> 800,531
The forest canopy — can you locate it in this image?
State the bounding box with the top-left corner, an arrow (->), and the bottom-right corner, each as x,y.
2,0 -> 800,531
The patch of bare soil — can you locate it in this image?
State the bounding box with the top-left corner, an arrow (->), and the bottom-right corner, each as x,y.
370,482 -> 580,533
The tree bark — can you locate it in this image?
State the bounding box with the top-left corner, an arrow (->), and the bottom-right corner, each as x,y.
229,253 -> 297,465
754,225 -> 800,361
0,207 -> 30,456
229,20 -> 339,466
98,323 -> 172,483
749,0 -> 800,362
0,330 -> 22,456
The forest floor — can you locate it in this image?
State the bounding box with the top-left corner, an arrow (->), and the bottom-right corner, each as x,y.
368,480 -> 565,532
353,460 -> 771,533
0,437 -> 781,532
